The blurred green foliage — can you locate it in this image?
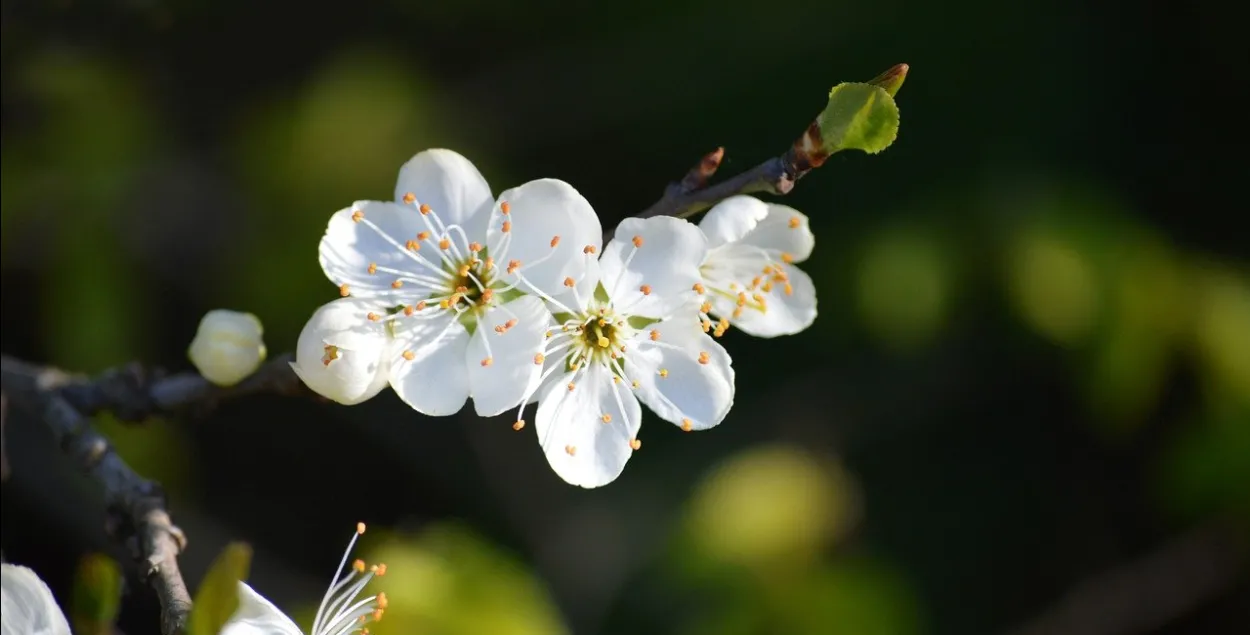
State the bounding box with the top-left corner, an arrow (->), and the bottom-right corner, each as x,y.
189,543 -> 253,635
71,553 -> 123,635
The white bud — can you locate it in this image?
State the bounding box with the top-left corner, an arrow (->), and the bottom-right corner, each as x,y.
291,298 -> 390,405
187,309 -> 267,387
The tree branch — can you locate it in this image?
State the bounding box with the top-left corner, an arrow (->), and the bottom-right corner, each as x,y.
1,360 -> 194,635
1004,520 -> 1247,635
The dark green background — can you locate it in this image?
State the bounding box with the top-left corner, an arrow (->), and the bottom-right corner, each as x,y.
2,0 -> 1247,633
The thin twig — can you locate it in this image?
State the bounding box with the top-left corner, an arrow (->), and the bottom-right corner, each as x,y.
1,362 -> 194,635
1004,521 -> 1247,635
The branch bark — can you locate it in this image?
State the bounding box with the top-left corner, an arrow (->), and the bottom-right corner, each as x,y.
1,359 -> 194,635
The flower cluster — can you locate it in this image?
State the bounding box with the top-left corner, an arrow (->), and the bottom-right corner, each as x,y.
293,150 -> 817,488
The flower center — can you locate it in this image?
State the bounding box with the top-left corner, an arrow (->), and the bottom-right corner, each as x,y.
562,305 -> 633,370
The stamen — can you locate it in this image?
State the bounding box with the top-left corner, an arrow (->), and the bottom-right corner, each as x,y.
567,382 -> 576,392
693,282 -> 705,294
469,241 -> 482,252
513,420 -> 526,430
630,438 -> 642,450
565,445 -> 577,456
402,350 -> 415,360
339,283 -> 351,297
583,245 -> 596,254
682,418 -> 693,432
632,235 -> 643,247
391,280 -> 403,289
789,217 -> 801,229
500,201 -> 511,214
534,353 -> 545,364
601,413 -> 612,423
659,368 -> 669,378
405,239 -> 420,251
784,283 -> 794,296
322,345 -> 339,366
367,312 -> 381,322
650,330 -> 660,341
698,352 -> 710,365
418,231 -> 431,241
367,263 -> 378,275
550,235 -> 561,248
507,259 -> 521,274
439,238 -> 451,250
502,220 -> 512,233
564,277 -> 575,287
781,252 -> 795,264
402,192 -> 416,204
419,204 -> 432,215
351,209 -> 364,222
639,284 -> 652,295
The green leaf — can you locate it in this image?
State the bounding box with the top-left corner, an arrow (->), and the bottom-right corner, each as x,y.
866,63 -> 909,97
593,282 -> 611,304
626,315 -> 660,330
188,542 -> 253,635
815,83 -> 900,155
71,553 -> 123,635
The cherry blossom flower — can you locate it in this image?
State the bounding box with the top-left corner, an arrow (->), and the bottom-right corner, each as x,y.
513,216 -> 735,488
221,523 -> 387,635
1,564 -> 70,635
301,149 -> 602,416
694,195 -> 817,337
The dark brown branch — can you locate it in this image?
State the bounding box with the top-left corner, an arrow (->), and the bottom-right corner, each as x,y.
1005,521 -> 1247,635
1,353 -> 303,424
1,360 -> 194,635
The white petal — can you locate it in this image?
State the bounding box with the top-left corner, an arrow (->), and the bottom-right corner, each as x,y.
291,299 -> 390,405
698,195 -> 770,248
535,364 -> 642,488
728,264 -> 817,337
1,564 -> 71,635
600,216 -> 707,318
394,148 -> 494,240
388,312 -> 471,416
630,317 -> 734,431
319,200 -> 425,296
467,296 -> 554,417
488,179 -> 603,300
218,582 -> 303,635
739,202 -> 814,263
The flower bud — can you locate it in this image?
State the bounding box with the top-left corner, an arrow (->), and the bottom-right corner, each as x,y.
187,309 -> 267,386
291,298 -> 390,405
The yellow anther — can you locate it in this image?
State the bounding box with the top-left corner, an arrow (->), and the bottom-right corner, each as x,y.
392,279 -> 404,289
438,238 -> 451,250
781,252 -> 795,263
339,283 -> 351,297
403,305 -> 415,316
458,264 -> 470,277
598,319 -> 607,327
502,220 -> 512,233
402,350 -> 415,360
681,418 -> 693,432
322,345 -> 340,367
351,210 -> 364,222
565,445 -> 577,456
583,244 -> 597,255
613,375 -> 620,384
367,263 -> 378,275
784,283 -> 793,296
597,335 -> 610,347
659,368 -> 669,378
534,353 -> 545,365
419,203 -> 432,215
416,300 -> 427,310
377,592 -> 389,609
405,239 -> 420,251
629,438 -> 642,450
550,235 -> 561,247
352,559 -> 366,573
418,231 -> 431,241
564,277 -> 575,287
640,284 -> 652,295
567,382 -> 576,392
513,420 -> 526,431
693,282 -> 705,294
733,307 -> 744,318
737,292 -> 747,307
439,299 -> 451,309
480,289 -> 495,303
374,563 -> 387,576
632,235 -> 644,247
507,259 -> 521,274
367,312 -> 381,322
455,285 -> 468,293
480,357 -> 493,367
372,609 -> 384,621
469,241 -> 482,252
402,192 -> 416,204
494,325 -> 506,334
484,256 -> 495,270
788,216 -> 801,229
631,380 -> 640,389
762,282 -> 774,292
500,201 -> 511,214
698,351 -> 710,365
700,302 -> 712,313
650,330 -> 660,341
505,318 -> 518,329
601,413 -> 612,423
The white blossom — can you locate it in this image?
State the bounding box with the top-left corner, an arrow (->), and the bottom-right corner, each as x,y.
695,195 -> 817,337
188,310 -> 268,386
309,149 -> 602,416
514,216 -> 735,488
220,523 -> 387,635
1,564 -> 71,635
